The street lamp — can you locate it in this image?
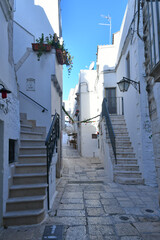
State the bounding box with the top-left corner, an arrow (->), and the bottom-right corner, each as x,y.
0,84 -> 11,99
117,77 -> 140,94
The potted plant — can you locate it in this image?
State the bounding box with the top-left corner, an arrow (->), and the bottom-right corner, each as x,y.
32,33 -> 73,75
32,33 -> 51,61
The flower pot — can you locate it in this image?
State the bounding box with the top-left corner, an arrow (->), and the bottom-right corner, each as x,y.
56,49 -> 64,65
32,43 -> 51,52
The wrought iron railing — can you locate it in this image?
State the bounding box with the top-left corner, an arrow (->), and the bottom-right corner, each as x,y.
45,113 -> 59,209
102,98 -> 117,164
19,90 -> 48,112
105,97 -> 124,115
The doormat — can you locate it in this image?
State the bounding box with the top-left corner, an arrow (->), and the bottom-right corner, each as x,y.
42,225 -> 64,240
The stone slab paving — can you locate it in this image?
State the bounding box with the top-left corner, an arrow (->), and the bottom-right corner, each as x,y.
0,145 -> 160,239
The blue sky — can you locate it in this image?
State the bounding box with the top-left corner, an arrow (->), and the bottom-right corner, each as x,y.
61,0 -> 128,100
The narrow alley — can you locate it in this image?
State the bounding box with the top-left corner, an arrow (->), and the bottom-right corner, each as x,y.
0,143 -> 160,240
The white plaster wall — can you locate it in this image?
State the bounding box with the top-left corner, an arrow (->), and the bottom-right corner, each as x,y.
95,0 -> 156,186
16,50 -> 57,132
14,0 -> 55,39
14,0 -> 63,131
13,22 -> 35,63
115,1 -> 157,186
96,34 -> 121,112
97,45 -> 117,72
79,70 -> 99,157
49,152 -> 58,209
99,120 -> 113,182
35,0 -> 61,37
0,4 -> 20,225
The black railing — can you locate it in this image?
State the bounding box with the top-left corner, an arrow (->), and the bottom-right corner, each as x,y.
105,97 -> 124,115
19,90 -> 48,112
45,113 -> 59,210
102,98 -> 117,164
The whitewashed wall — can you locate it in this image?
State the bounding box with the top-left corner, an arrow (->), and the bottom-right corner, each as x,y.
115,0 -> 157,186
14,0 -> 60,39
99,120 -> 113,182
79,70 -> 99,157
14,0 -> 63,132
0,0 -> 20,225
96,0 -> 157,186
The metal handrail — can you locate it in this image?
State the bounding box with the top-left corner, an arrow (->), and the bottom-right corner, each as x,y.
45,113 -> 59,210
19,90 -> 48,112
102,98 -> 117,164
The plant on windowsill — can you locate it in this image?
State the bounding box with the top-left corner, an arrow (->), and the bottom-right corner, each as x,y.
32,33 -> 73,75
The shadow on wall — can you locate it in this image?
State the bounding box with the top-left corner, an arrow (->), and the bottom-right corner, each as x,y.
15,0 -> 54,37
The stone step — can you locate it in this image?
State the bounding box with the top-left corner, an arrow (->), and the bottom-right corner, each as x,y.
21,126 -> 46,134
114,164 -> 139,171
110,121 -> 125,124
19,154 -> 46,164
3,209 -> 45,226
106,127 -> 128,133
114,176 -> 144,185
13,173 -> 47,185
19,146 -> 46,155
117,152 -> 136,158
115,147 -> 133,153
110,115 -> 124,119
115,137 -> 130,141
114,132 -> 129,136
114,170 -> 142,178
6,195 -> 46,212
20,131 -> 44,139
15,163 -> 46,174
20,139 -> 45,146
115,142 -> 132,146
20,124 -> 32,131
112,123 -> 126,127
9,183 -> 47,198
116,160 -> 137,164
20,118 -> 36,127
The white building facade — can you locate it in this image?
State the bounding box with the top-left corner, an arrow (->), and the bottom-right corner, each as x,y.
0,0 -> 20,226
142,0 -> 160,203
0,0 -> 64,226
98,0 -> 157,186
66,0 -> 157,187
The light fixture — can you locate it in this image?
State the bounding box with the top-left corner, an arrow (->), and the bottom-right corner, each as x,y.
117,77 -> 140,93
0,84 -> 11,99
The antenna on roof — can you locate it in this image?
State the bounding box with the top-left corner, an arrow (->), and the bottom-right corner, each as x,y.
99,14 -> 112,45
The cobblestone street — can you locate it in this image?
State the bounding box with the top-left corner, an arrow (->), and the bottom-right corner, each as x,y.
0,144 -> 160,240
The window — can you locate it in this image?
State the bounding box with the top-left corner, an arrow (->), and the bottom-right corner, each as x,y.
92,134 -> 97,139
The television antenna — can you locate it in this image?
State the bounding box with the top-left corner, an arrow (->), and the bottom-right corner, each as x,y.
99,14 -> 112,45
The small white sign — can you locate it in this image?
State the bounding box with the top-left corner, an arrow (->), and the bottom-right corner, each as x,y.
26,78 -> 35,91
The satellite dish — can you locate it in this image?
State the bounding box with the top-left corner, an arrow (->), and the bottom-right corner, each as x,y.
89,61 -> 95,70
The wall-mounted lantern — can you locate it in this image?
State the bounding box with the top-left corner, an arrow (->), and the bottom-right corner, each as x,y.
0,84 -> 11,99
117,77 -> 140,94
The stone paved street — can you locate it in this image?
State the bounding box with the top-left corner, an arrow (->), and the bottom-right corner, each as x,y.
0,144 -> 160,239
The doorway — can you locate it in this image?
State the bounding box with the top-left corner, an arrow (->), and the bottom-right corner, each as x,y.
105,88 -> 117,114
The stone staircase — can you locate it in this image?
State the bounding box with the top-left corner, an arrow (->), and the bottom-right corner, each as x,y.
108,115 -> 144,185
3,113 -> 48,226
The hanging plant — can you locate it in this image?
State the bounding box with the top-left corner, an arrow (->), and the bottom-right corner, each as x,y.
32,33 -> 73,75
